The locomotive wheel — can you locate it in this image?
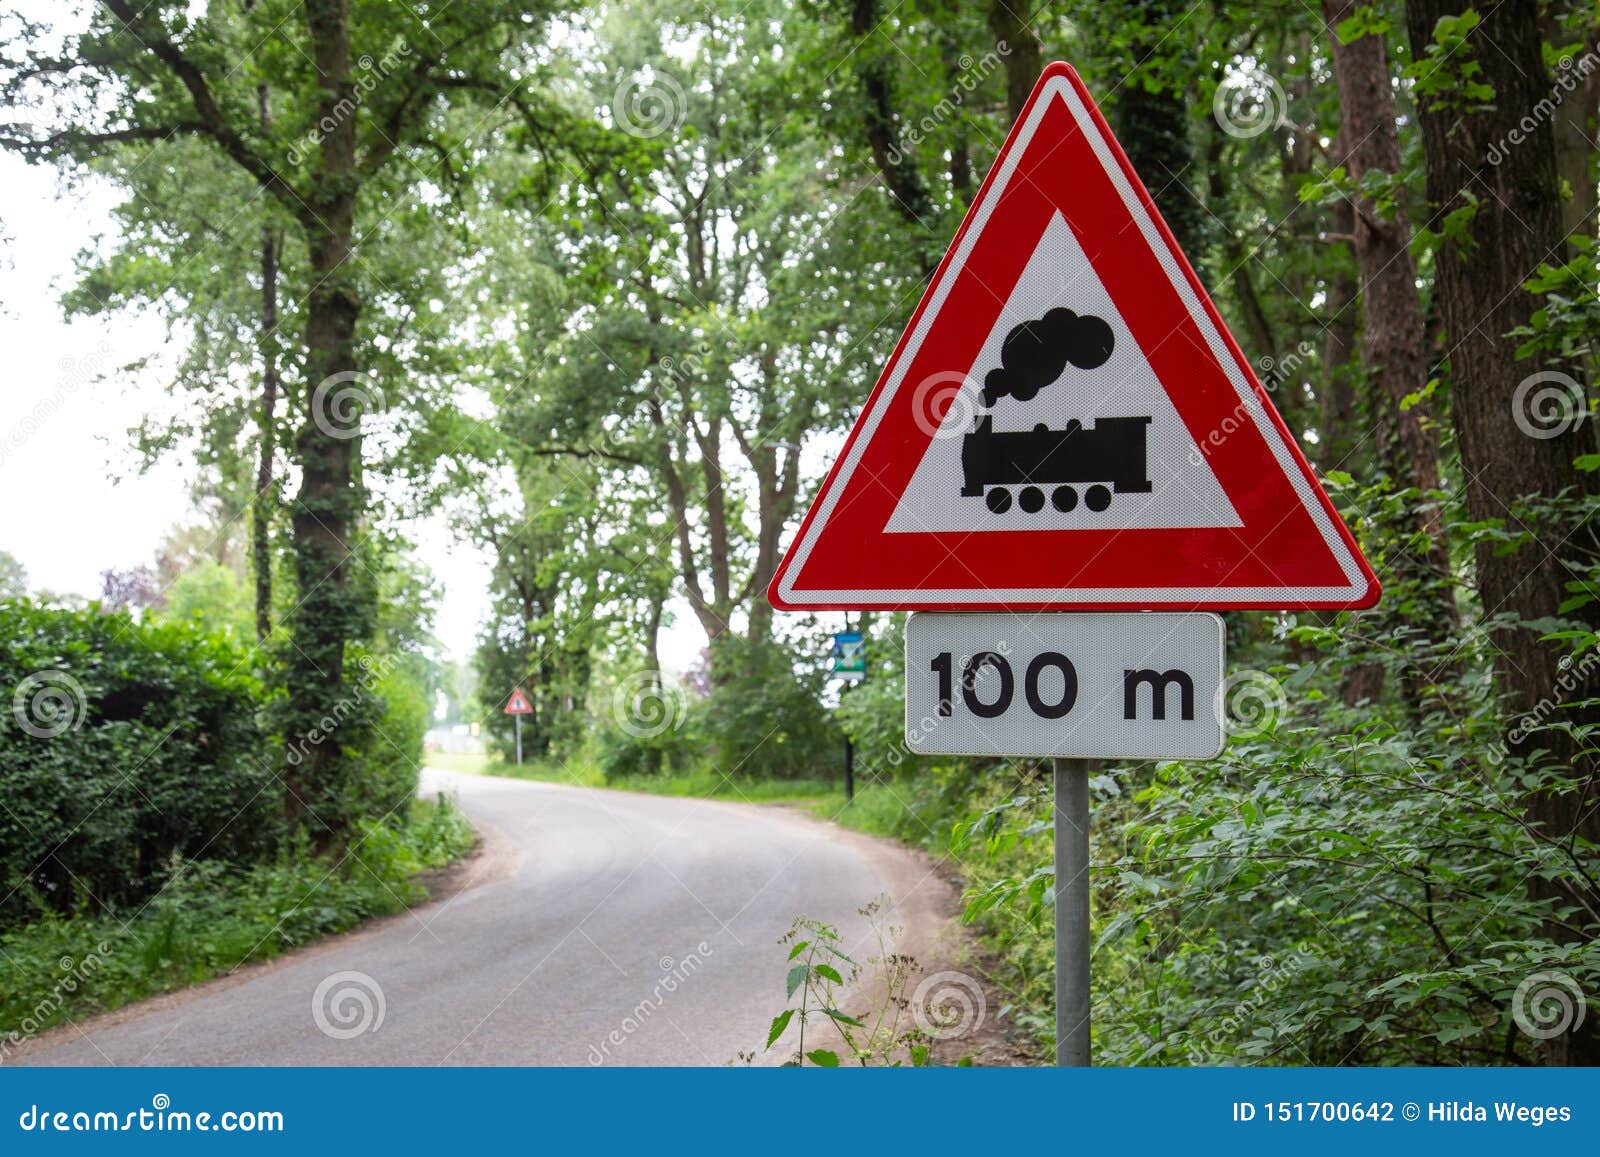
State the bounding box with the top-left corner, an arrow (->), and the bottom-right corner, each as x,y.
1085,485 -> 1112,512
985,488 -> 1012,513
1051,485 -> 1078,512
1018,486 -> 1045,513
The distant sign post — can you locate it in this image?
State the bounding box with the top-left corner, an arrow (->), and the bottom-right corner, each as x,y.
504,687 -> 533,765
831,631 -> 866,800
767,62 -> 1378,1067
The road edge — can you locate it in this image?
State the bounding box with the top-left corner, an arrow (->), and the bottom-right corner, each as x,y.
5,805 -> 517,1064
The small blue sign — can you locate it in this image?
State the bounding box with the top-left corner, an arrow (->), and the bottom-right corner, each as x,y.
831,631 -> 866,678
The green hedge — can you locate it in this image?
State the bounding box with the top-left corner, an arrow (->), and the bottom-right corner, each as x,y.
0,600 -> 278,925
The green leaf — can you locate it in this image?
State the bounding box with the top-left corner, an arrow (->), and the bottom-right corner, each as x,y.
766,1008 -> 795,1048
819,1006 -> 864,1027
1335,6 -> 1391,44
786,940 -> 809,961
787,964 -> 809,998
814,963 -> 843,985
805,1048 -> 840,1067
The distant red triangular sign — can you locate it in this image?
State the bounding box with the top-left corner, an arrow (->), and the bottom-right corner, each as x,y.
770,62 -> 1378,613
504,688 -> 534,715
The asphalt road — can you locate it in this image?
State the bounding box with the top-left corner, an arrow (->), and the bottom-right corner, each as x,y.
18,769 -> 923,1066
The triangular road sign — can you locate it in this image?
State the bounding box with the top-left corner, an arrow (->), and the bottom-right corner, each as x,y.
769,62 -> 1378,613
504,687 -> 534,715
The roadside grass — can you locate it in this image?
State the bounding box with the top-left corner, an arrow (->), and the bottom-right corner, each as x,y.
0,795 -> 473,1051
422,749 -> 515,777
424,748 -> 840,802
806,780 -> 958,854
430,751 -> 944,833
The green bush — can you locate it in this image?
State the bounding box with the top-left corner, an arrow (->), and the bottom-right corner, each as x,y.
0,600 -> 278,926
338,649 -> 429,824
0,796 -> 473,1044
594,706 -> 692,781
158,561 -> 254,641
687,637 -> 842,781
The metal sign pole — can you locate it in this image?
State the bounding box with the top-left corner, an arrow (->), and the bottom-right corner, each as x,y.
514,714 -> 523,766
1055,756 -> 1091,1066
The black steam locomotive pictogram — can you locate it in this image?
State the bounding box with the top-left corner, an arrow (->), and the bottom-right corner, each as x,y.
959,307 -> 1152,514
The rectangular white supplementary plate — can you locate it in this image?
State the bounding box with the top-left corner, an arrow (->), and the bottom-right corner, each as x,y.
904,612 -> 1225,759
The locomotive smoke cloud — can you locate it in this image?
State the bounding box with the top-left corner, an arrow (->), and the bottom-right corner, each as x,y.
982,308 -> 1115,406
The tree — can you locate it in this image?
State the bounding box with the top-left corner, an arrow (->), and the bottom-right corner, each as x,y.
1,0 -> 573,841
1105,0 -> 1204,260
0,550 -> 25,598
498,0 -> 901,678
987,0 -> 1042,122
1405,0 -> 1600,1063
1320,0 -> 1455,703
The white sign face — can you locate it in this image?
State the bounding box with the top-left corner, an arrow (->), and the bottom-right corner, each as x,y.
884,212 -> 1241,535
904,612 -> 1225,759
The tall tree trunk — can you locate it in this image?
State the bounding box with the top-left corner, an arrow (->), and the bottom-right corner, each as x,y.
1319,196 -> 1361,472
1407,0 -> 1600,1065
987,0 -> 1041,122
849,0 -> 937,263
1111,0 -> 1203,261
642,595 -> 664,775
1322,0 -> 1457,700
1542,8 -> 1598,242
1319,151 -> 1380,701
286,0 -> 365,841
937,9 -> 973,203
252,51 -> 279,643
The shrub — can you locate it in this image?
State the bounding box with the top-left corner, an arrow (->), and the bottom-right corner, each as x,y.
0,795 -> 474,1043
0,600 -> 278,926
337,649 -> 428,825
688,637 -> 841,781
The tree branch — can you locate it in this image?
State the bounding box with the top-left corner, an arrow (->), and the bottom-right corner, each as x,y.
99,0 -> 307,224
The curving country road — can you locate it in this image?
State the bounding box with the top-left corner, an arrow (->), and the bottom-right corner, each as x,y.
17,769 -> 947,1066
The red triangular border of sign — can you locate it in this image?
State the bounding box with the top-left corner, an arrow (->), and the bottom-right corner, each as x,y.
769,62 -> 1378,613
505,688 -> 533,714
